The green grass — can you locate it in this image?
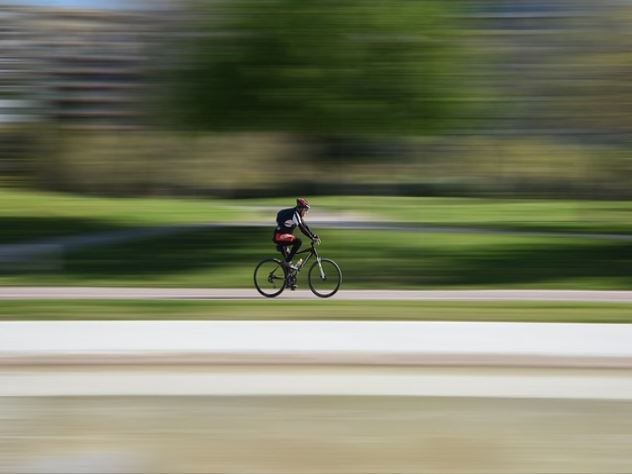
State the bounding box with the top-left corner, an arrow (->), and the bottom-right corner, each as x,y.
0,188 -> 256,243
2,188 -> 631,290
1,299 -> 631,322
3,188 -> 632,245
2,227 -> 631,289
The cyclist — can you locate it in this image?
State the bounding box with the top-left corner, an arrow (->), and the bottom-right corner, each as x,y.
273,198 -> 319,270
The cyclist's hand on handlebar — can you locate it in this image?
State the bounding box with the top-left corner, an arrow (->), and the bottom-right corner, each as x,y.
312,235 -> 321,245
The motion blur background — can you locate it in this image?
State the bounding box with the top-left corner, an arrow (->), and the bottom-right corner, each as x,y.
1,0 -> 632,290
2,0 -> 632,198
2,2 -> 632,473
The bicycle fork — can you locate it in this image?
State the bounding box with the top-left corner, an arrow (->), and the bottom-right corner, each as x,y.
316,256 -> 326,280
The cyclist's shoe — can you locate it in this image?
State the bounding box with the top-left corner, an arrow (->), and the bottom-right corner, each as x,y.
285,276 -> 297,290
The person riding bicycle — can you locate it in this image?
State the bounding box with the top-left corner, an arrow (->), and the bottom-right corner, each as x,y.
273,198 -> 319,270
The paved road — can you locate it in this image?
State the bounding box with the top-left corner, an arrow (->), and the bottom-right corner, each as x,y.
2,320 -> 632,369
2,319 -> 631,474
2,319 -> 632,398
4,320 -> 631,355
1,287 -> 632,302
3,365 -> 632,399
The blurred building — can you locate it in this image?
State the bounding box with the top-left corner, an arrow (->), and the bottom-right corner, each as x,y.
469,0 -> 631,139
0,9 -> 37,124
0,3 -> 172,129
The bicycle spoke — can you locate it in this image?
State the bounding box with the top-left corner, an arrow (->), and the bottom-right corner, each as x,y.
308,258 -> 342,298
254,259 -> 287,297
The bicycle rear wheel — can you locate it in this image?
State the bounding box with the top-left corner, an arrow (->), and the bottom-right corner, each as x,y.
254,258 -> 287,298
308,258 -> 342,298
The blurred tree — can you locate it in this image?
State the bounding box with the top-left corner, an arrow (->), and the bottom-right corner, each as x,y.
164,0 -> 464,137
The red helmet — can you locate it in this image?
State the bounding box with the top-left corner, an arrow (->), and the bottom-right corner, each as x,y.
296,197 -> 310,209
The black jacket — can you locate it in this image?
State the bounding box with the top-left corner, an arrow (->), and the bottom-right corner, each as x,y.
275,207 -> 315,239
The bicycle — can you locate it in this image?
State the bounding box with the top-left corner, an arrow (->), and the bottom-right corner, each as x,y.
253,240 -> 342,298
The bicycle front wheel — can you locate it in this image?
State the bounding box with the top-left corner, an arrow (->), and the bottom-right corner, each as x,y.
254,258 -> 287,298
308,258 -> 342,298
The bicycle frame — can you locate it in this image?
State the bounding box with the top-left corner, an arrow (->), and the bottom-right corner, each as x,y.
255,239 -> 340,298
292,242 -> 322,275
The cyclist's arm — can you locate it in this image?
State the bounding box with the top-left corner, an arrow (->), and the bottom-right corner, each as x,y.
294,210 -> 317,240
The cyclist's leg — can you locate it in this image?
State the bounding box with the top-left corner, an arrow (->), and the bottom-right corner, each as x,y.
274,233 -> 298,262
287,237 -> 302,262
276,244 -> 289,260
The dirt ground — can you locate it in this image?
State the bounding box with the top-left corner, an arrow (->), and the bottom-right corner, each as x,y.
2,394 -> 632,473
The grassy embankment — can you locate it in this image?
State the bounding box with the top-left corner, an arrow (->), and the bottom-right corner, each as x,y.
2,188 -> 631,320
0,188 -> 256,244
1,188 -> 631,290
1,226 -> 630,290
4,188 -> 632,240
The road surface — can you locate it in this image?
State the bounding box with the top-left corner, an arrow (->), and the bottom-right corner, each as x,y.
3,319 -> 632,472
2,319 -> 632,370
1,287 -> 632,301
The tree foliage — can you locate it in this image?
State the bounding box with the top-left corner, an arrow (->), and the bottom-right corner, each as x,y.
167,0 -> 463,135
